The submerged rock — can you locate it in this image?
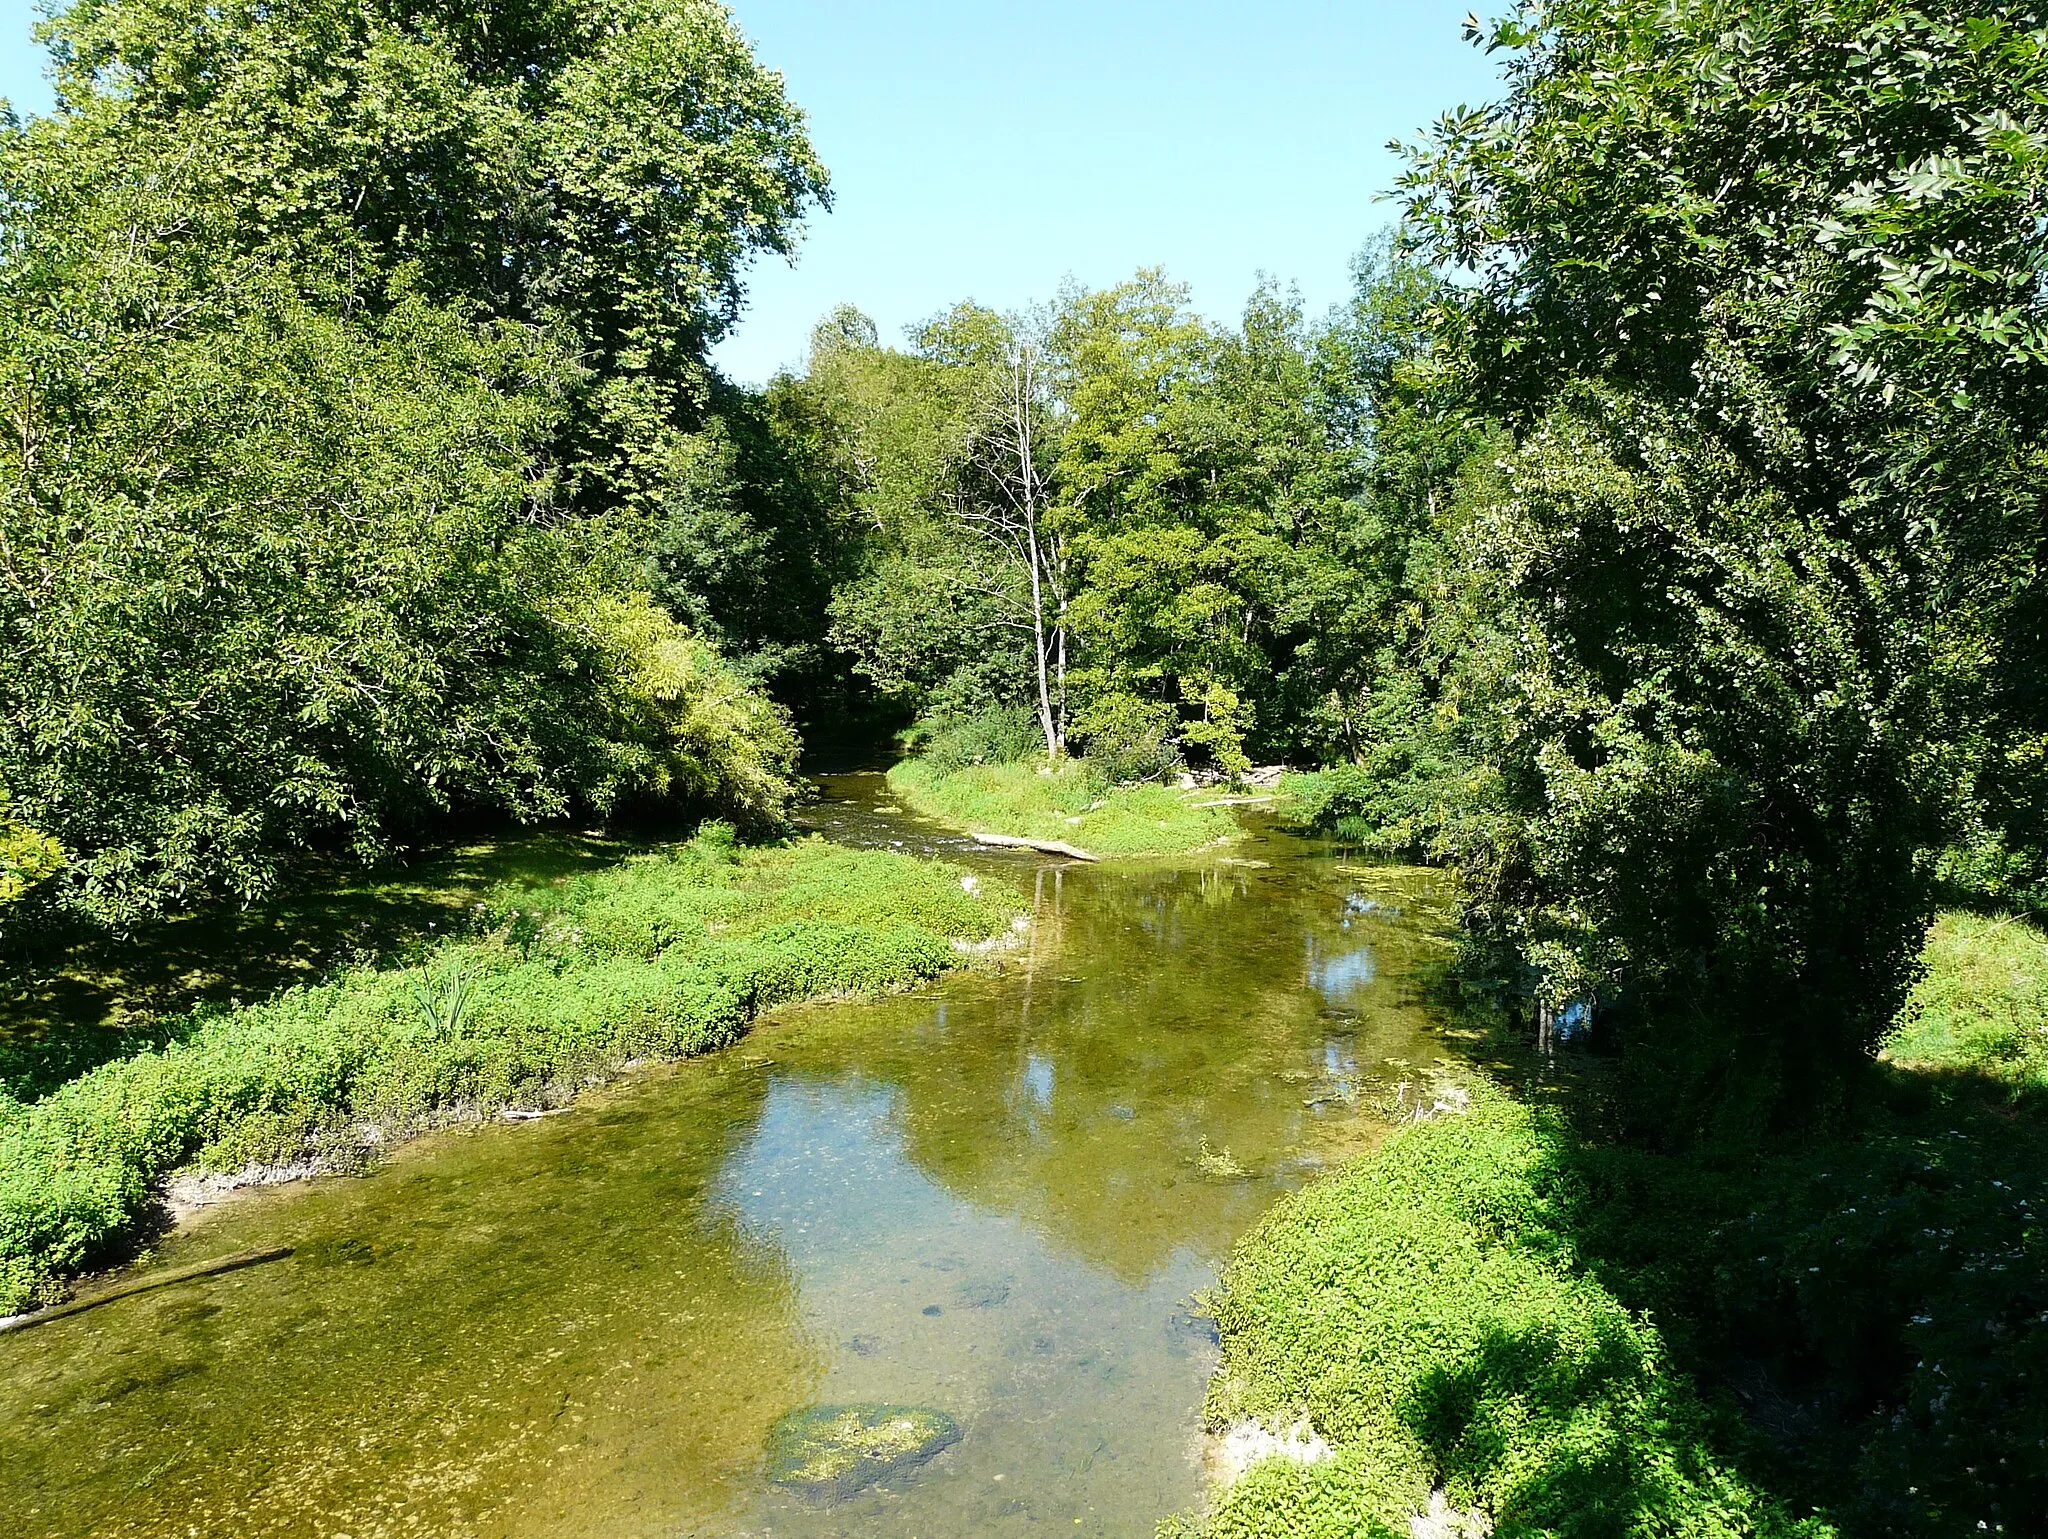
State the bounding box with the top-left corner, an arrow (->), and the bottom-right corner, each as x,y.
765,1403 -> 962,1500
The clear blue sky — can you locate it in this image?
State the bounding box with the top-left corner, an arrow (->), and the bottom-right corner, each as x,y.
0,1 -> 1501,383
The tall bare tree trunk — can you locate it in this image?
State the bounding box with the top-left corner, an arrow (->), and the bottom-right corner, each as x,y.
961,337 -> 1069,758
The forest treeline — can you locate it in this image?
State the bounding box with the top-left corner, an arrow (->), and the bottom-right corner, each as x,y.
6,0 -> 2048,1139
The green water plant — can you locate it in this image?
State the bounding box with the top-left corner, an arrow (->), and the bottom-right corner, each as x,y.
765,1403 -> 962,1500
0,829 -> 1020,1314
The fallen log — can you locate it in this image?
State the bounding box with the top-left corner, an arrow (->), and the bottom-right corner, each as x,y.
0,1245 -> 293,1334
970,832 -> 1100,862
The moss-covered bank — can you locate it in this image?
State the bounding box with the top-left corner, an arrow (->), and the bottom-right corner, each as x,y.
886,757 -> 1237,858
1182,910 -> 2048,1538
1187,1089 -> 1824,1539
0,828 -> 1021,1313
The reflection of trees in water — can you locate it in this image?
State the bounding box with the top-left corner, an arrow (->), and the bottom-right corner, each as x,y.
841,859 -> 1449,1284
0,1066 -> 819,1539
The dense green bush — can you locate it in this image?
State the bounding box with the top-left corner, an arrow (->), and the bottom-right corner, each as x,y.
900,705 -> 1045,775
1884,911 -> 2048,1090
0,829 -> 1018,1313
1194,1091 -> 1827,1539
1389,0 -> 2048,1126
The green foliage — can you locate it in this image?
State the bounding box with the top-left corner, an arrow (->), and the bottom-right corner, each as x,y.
1436,391 -> 1943,1132
1502,918 -> 2048,1536
1282,687 -> 1466,858
642,375 -> 864,704
899,704 -> 1044,776
409,961 -> 472,1039
1389,0 -> 2048,1119
0,792 -> 62,914
0,0 -> 823,925
580,593 -> 804,829
1885,910 -> 2048,1090
808,251 -> 1451,779
885,757 -> 1236,858
1561,1118 -> 2048,1538
1196,1090 -> 1826,1539
0,830 -> 1018,1312
33,0 -> 828,521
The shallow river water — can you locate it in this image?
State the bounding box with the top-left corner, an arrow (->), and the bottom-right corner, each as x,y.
0,775 -> 1455,1538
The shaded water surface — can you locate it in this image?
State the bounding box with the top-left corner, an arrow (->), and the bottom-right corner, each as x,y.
0,776 -> 1455,1537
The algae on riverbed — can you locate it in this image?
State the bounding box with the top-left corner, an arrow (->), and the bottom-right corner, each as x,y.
765,1403 -> 962,1499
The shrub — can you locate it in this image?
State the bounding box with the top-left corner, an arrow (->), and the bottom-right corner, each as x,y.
900,704 -> 1044,775
1884,911 -> 2048,1090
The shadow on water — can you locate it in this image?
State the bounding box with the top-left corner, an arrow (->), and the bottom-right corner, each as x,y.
0,774 -> 1468,1538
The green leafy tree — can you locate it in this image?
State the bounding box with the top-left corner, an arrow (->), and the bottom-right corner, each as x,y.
1398,0 -> 2048,1122
0,0 -> 814,926
817,306 -> 1051,740
815,268 -> 1419,783
642,375 -> 862,707
35,0 -> 829,519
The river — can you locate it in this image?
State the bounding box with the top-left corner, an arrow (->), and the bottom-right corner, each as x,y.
0,774 -> 1456,1538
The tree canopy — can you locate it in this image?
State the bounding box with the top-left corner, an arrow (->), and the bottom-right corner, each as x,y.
0,0 -> 824,926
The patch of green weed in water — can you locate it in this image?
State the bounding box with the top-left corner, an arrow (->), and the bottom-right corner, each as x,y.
765,1403 -> 962,1500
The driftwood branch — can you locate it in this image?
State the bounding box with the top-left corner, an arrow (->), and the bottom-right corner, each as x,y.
0,1246 -> 293,1334
971,831 -> 1099,862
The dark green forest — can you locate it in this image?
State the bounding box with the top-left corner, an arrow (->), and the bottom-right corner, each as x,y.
4,1 -> 2048,1535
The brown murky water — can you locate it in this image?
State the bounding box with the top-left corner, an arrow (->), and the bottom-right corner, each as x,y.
0,776 -> 1456,1537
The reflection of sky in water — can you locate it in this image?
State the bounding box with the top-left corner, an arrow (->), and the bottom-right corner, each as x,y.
1310,945 -> 1377,1001
709,1074 -> 1221,1538
1024,1052 -> 1055,1109
714,1078 -> 944,1257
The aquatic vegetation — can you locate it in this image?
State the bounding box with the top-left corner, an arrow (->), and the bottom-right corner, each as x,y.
0,829 -> 1020,1313
765,1403 -> 962,1500
886,757 -> 1235,858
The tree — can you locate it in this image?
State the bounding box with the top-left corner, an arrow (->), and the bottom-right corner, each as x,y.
942,316 -> 1071,758
814,268 -> 1417,782
0,0 -> 816,926
1397,0 -> 2048,1123
817,306 -> 1066,745
34,0 -> 829,520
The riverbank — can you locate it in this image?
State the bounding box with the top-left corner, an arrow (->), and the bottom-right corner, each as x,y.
0,787 -> 1454,1539
1179,909 -> 2048,1538
0,826 -> 1022,1314
885,758 -> 1238,858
